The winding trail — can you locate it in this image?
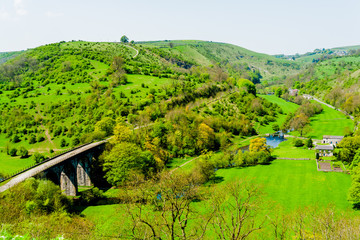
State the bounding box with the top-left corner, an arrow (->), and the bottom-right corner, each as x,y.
123,44 -> 139,58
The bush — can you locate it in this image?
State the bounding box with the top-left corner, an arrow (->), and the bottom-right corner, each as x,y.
60,138 -> 67,148
294,139 -> 304,147
9,148 -> 17,156
29,135 -> 36,144
17,146 -> 29,158
37,135 -> 45,142
79,187 -> 104,205
33,152 -> 45,163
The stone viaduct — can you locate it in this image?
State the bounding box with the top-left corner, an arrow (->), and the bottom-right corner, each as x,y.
0,140 -> 106,196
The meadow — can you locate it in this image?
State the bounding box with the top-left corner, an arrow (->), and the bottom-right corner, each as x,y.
81,159 -> 353,239
272,139 -> 316,159
306,103 -> 354,139
257,95 -> 299,134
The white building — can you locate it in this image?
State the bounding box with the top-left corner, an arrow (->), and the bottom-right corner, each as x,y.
322,135 -> 344,146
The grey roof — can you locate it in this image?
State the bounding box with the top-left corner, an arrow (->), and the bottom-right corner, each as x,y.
323,135 -> 344,139
315,145 -> 334,150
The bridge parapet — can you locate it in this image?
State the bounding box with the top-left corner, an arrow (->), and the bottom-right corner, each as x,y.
0,140 -> 106,196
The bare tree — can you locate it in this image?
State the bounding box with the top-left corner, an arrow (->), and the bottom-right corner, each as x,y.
120,171 -> 214,240
211,178 -> 267,240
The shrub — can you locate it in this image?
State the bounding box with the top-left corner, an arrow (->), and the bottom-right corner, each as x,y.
9,148 -> 17,156
33,152 -> 45,163
29,135 -> 36,144
37,135 -> 45,142
294,139 -> 304,147
17,146 -> 29,158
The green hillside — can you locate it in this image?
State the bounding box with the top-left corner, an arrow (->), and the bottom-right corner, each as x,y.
290,52 -> 360,115
137,40 -> 302,81
0,51 -> 21,64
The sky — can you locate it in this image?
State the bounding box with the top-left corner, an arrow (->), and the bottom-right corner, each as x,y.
0,0 -> 359,55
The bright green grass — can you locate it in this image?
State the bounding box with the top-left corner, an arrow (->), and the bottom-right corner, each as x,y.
166,156 -> 194,169
0,152 -> 35,175
257,95 -> 299,134
260,95 -> 299,114
112,74 -> 172,101
304,103 -> 353,139
216,160 -> 352,212
272,139 -> 315,159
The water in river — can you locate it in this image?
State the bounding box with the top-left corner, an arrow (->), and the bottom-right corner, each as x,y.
265,135 -> 287,148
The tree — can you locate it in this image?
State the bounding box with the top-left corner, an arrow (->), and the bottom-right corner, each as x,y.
306,138 -> 314,148
17,146 -> 28,158
120,171 -> 213,239
197,123 -> 215,151
272,124 -> 280,132
9,148 -> 17,156
237,78 -> 256,95
28,135 -> 36,144
33,152 -> 45,163
275,88 -> 282,98
94,117 -> 115,136
211,179 -> 266,239
103,142 -> 156,186
120,35 -> 129,43
60,138 -> 67,148
290,113 -> 310,137
348,165 -> 360,208
249,137 -> 268,153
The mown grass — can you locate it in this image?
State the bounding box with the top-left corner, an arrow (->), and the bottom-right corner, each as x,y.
307,103 -> 354,139
256,95 -> 299,134
216,160 -> 352,212
0,152 -> 35,175
272,139 -> 315,159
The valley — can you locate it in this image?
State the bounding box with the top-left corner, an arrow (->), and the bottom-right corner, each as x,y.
0,39 -> 360,239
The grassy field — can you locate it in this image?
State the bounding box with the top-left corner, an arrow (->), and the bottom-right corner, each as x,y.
216,160 -> 352,212
307,103 -> 354,139
257,95 -> 299,134
81,159 -> 353,238
272,139 -> 315,159
289,102 -> 354,139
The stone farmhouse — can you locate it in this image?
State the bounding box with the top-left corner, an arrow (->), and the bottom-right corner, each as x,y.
289,88 -> 299,96
322,135 -> 344,147
315,144 -> 334,157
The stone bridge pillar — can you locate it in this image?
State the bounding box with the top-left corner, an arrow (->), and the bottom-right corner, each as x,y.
60,161 -> 78,196
76,153 -> 92,187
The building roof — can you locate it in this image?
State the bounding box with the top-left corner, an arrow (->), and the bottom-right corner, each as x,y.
323,135 -> 344,140
315,145 -> 334,150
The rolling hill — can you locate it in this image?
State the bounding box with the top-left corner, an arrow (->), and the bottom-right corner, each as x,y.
137,40 -> 303,81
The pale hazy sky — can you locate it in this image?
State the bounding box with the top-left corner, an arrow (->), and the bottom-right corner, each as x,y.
0,0 -> 359,54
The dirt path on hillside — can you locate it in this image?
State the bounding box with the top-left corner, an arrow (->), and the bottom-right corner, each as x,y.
36,106 -> 56,149
123,44 -> 139,58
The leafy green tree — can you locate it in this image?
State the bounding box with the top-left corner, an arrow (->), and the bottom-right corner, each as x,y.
275,88 -> 282,98
28,135 -> 36,144
272,124 -> 280,132
237,78 -> 256,95
306,138 -> 314,148
120,35 -> 129,43
60,138 -> 67,148
290,113 -> 310,137
17,146 -> 28,158
103,142 -> 156,186
33,152 -> 45,163
348,165 -> 360,208
94,117 -> 115,136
